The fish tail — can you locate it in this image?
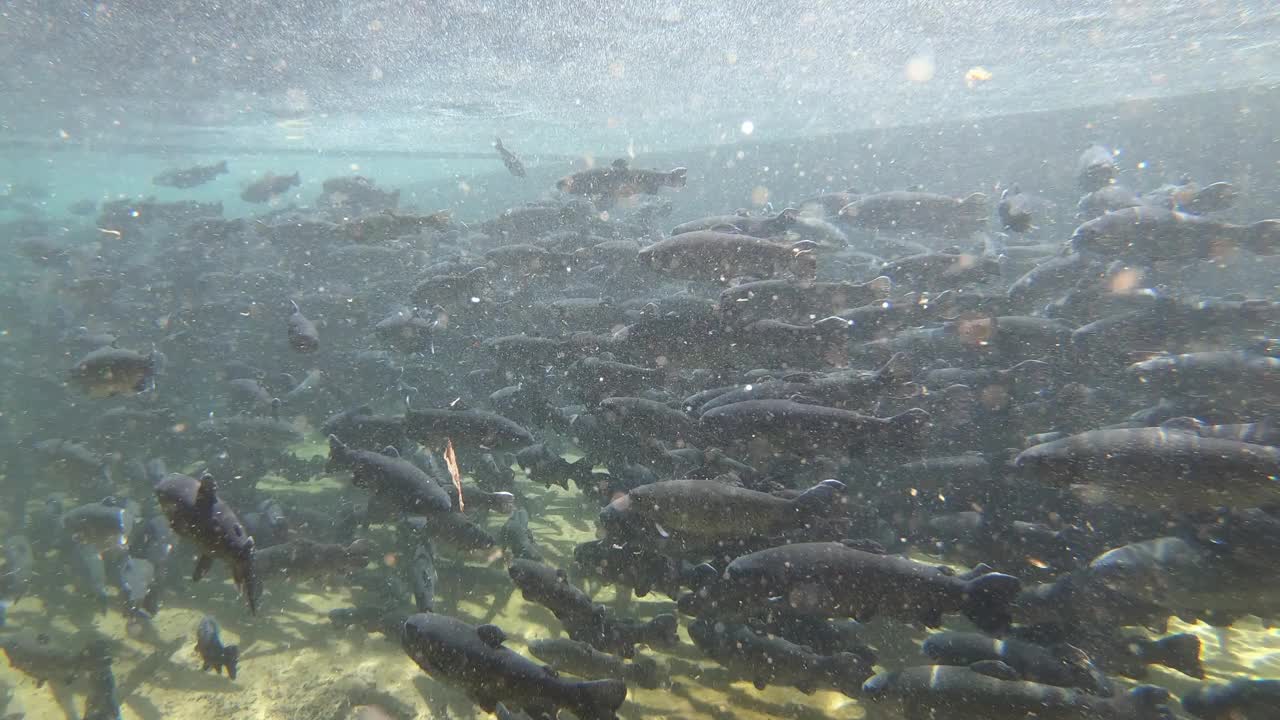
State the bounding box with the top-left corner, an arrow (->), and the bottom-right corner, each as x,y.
569,678 -> 627,720
326,434 -> 352,471
959,192 -> 989,220
646,613 -> 679,647
223,644 -> 239,680
960,572 -> 1021,633
235,550 -> 260,616
1116,685 -> 1174,720
1245,219 -> 1280,255
792,479 -> 846,518
825,650 -> 876,697
627,654 -> 662,689
1143,633 -> 1204,678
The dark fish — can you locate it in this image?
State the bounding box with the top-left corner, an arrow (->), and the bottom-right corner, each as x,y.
60,501 -> 132,551
556,158 -> 686,208
508,559 -> 679,658
863,664 -> 1173,720
500,509 -> 544,563
700,400 -> 930,456
638,231 -> 817,282
114,556 -> 158,622
998,184 -> 1034,232
155,472 -> 259,614
327,436 -> 453,515
495,137 -> 527,178
1,535 -> 34,605
287,300 -> 320,353
1014,427 -> 1280,509
0,631 -> 110,687
408,539 -> 437,613
670,207 -> 799,237
717,276 -> 891,324
838,190 -> 988,236
404,406 -> 536,452
153,160 -> 229,189
81,655 -> 121,720
401,612 -> 628,720
573,540 -> 713,600
1077,144 -> 1118,192
922,631 -> 1109,694
195,616 -> 239,680
240,172 -> 300,203
68,346 -> 159,398
255,538 -> 374,582
1071,206 -> 1280,259
528,638 -> 664,689
688,618 -> 874,697
686,541 -> 1020,633
599,478 -> 845,544
1182,678 -> 1280,720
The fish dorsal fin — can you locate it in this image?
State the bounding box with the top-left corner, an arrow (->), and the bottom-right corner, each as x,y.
381,446 -> 401,458
477,624 -> 507,648
612,158 -> 630,170
448,397 -> 470,411
196,473 -> 218,515
970,660 -> 1020,681
1050,643 -> 1093,667
1160,416 -> 1204,434
840,538 -> 887,554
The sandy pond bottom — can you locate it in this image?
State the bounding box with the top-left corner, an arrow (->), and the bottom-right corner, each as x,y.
3,465 -> 1279,720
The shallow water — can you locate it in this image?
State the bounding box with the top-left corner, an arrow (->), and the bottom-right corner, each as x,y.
5,4 -> 1280,720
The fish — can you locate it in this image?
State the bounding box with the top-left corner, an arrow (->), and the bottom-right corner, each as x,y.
240,172 -> 300,203
287,300 -> 321,353
688,618 -> 874,697
639,231 -> 817,282
1182,678 -> 1280,720
684,541 -> 1021,633
1077,144 -> 1118,192
153,160 -> 229,189
528,638 -> 665,689
557,158 -> 686,208
598,478 -> 846,545
838,190 -> 988,236
922,631 -> 1110,694
1071,206 -> 1280,259
67,346 -> 160,398
195,616 -> 239,679
507,559 -> 679,658
155,472 -> 260,614
401,612 -> 628,720
495,137 -> 527,178
863,664 -> 1173,720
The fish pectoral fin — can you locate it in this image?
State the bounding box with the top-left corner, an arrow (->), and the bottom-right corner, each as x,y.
476,624 -> 507,648
195,473 -> 218,515
969,660 -> 1020,681
192,555 -> 214,582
